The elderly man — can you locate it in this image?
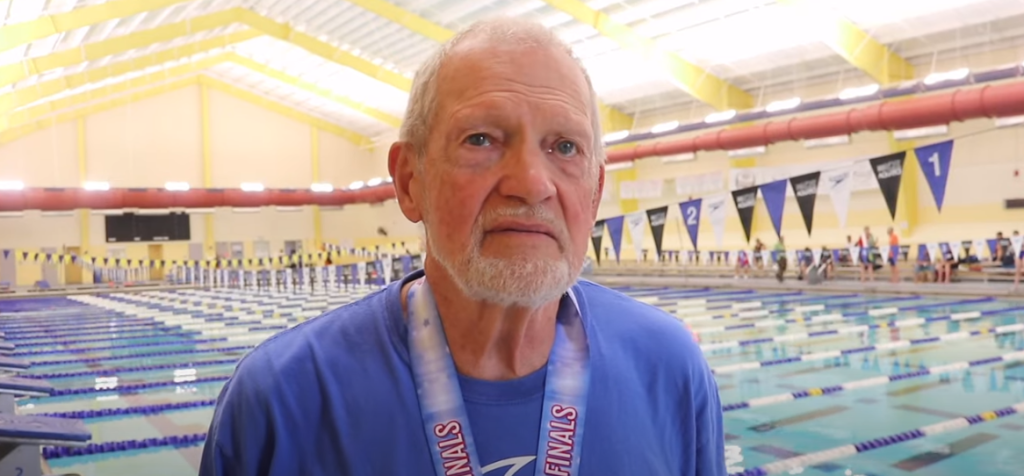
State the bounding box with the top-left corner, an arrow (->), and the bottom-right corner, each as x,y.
201,17 -> 723,476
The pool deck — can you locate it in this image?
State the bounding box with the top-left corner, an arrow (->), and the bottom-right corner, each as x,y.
590,274 -> 1024,299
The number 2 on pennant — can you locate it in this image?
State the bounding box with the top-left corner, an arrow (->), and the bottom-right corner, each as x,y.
686,207 -> 698,225
927,153 -> 941,177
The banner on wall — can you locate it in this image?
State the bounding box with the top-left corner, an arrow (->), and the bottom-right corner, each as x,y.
759,179 -> 788,239
619,179 -> 664,200
591,220 -> 606,265
927,243 -> 941,264
626,212 -> 647,262
606,215 -> 624,262
676,172 -> 725,196
972,238 -> 987,259
915,140 -> 954,212
705,194 -> 728,248
731,186 -> 758,243
823,166 -> 854,230
678,198 -> 702,251
950,240 -> 963,260
1,250 -> 8,260
869,151 -> 907,221
790,171 -> 820,236
646,206 -> 669,261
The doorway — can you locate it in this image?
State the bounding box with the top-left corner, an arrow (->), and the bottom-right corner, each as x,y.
148,244 -> 165,281
65,246 -> 83,285
41,247 -> 59,286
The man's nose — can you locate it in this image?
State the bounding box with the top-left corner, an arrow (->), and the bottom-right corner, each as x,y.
496,142 -> 556,205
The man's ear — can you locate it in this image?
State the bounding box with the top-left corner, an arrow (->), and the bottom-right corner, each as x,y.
389,142 -> 423,224
591,164 -> 606,218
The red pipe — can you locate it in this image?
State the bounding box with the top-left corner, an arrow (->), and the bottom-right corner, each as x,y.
607,80 -> 1024,163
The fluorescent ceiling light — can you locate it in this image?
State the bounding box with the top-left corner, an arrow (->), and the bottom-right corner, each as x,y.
605,162 -> 634,172
275,206 -> 302,212
83,181 -> 110,191
602,130 -> 630,142
838,84 -> 879,100
893,125 -> 949,140
704,110 -> 737,124
164,181 -> 190,191
310,183 -> 334,193
232,207 -> 261,213
90,209 -> 123,216
803,135 -> 850,149
661,152 -> 696,163
727,146 -> 767,158
766,97 -> 801,113
41,210 -> 74,217
348,180 -> 365,190
0,180 -> 24,191
366,177 -> 383,187
995,115 -> 1024,128
385,176 -> 393,183
923,68 -> 970,86
650,121 -> 680,134
185,208 -> 215,215
240,182 -> 265,192
137,208 -> 172,215
0,211 -> 24,218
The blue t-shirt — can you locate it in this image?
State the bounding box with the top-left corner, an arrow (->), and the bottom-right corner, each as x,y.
200,271 -> 724,476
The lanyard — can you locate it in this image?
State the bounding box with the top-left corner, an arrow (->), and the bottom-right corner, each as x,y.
407,279 -> 591,476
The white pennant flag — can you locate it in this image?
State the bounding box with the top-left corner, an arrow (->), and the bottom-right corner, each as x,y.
927,243 -> 941,264
972,238 -> 988,260
949,241 -> 963,261
814,247 -> 823,266
1012,235 -> 1023,259
824,167 -> 854,230
704,194 -> 728,248
626,212 -> 647,262
850,246 -> 860,264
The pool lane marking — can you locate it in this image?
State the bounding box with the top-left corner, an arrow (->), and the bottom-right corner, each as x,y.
721,350 -> 1024,411
682,295 -> 921,324
729,401 -> 1024,476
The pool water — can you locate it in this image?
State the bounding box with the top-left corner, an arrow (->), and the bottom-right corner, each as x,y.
1,285 -> 1022,476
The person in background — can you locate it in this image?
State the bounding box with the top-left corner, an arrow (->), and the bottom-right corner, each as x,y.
937,242 -> 959,283
887,227 -> 900,284
200,17 -> 724,476
1013,230 -> 1022,291
752,238 -> 765,270
798,247 -> 814,280
916,247 -> 935,283
820,247 -> 835,280
996,231 -> 1013,266
734,249 -> 751,280
774,236 -> 787,283
843,235 -> 855,266
858,227 -> 877,282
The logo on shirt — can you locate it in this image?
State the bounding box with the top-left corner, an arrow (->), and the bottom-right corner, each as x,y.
483,456 -> 535,476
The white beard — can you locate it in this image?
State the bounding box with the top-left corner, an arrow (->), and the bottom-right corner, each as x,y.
424,207 -> 582,308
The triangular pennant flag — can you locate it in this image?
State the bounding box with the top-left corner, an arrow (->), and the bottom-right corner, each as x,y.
915,140 -> 954,212
987,239 -> 998,258
605,215 -> 624,263
759,179 -> 788,239
705,195 -> 728,248
590,220 -> 605,265
869,151 -> 907,221
625,212 -> 647,262
20,251 -> 28,261
70,255 -> 78,264
731,186 -> 758,243
58,255 -> 65,264
789,172 -> 820,236
679,198 -> 702,251
645,206 -> 669,262
823,167 -> 853,230
1012,235 -> 1023,259
31,252 -> 40,262
1,250 -> 8,260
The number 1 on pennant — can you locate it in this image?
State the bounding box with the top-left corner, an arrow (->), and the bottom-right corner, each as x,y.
927,153 -> 941,177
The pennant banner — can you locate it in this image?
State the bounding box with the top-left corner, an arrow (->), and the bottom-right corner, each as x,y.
731,186 -> 758,244
590,220 -> 605,265
705,195 -> 728,248
759,179 -> 788,239
790,171 -> 820,236
678,198 -> 702,251
626,212 -> 647,262
645,206 -> 669,261
605,215 -> 624,263
2,250 -> 8,260
1013,235 -> 1023,259
870,151 -> 907,221
915,140 -> 954,212
823,166 -> 854,230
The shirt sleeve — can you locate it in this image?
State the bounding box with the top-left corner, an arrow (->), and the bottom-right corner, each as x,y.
694,361 -> 726,476
199,356 -> 276,476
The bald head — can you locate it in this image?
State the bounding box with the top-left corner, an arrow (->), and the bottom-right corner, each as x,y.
399,17 -> 605,167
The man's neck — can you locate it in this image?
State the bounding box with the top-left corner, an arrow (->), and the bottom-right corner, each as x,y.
401,268 -> 561,381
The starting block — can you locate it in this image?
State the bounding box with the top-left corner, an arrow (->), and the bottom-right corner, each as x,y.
0,342 -> 14,356
0,357 -> 29,374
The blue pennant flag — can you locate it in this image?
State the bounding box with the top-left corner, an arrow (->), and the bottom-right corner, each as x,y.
759,179 -> 789,239
1,250 -> 8,260
915,140 -> 954,212
678,198 -> 702,251
605,215 -> 625,263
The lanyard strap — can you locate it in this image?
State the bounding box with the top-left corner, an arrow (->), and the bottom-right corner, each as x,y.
407,280 -> 591,476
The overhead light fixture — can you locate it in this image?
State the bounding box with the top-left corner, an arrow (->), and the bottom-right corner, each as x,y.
727,146 -> 767,158
83,181 -> 110,191
137,208 -> 172,215
605,162 -> 634,172
385,176 -> 393,183
923,68 -> 970,86
0,180 -> 25,191
704,110 -> 737,124
995,115 -> 1024,128
766,97 -> 801,113
348,180 -> 365,190
310,183 -> 334,193
366,177 -> 383,187
275,206 -> 302,212
602,130 -> 630,142
650,121 -> 680,134
164,181 -> 190,191
232,207 -> 261,213
803,135 -> 851,149
661,152 -> 696,163
240,182 -> 265,192
892,125 -> 949,140
838,83 -> 879,100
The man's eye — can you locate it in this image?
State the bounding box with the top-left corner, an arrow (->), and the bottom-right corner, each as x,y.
465,134 -> 491,147
553,140 -> 578,157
